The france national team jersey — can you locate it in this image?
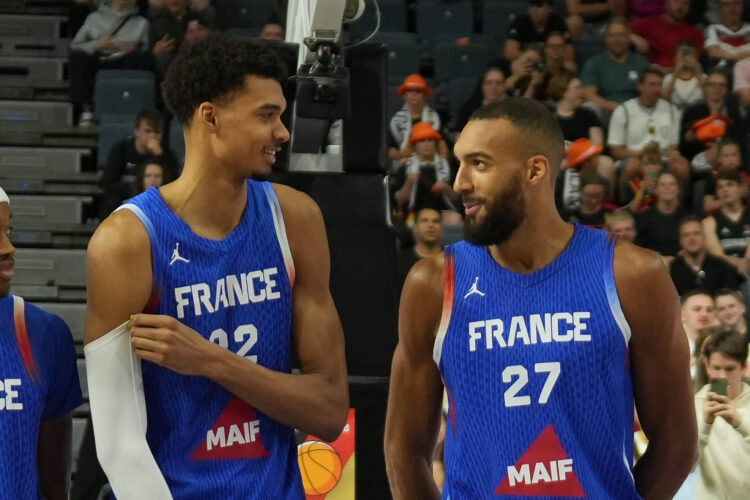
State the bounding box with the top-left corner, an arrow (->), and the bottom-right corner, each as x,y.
0,295 -> 83,500
119,180 -> 303,499
435,225 -> 642,499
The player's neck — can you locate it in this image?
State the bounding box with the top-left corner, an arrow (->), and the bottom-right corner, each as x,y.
489,212 -> 574,274
161,155 -> 249,240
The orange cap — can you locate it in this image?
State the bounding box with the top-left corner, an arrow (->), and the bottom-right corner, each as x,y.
566,138 -> 603,168
692,115 -> 729,144
398,74 -> 433,98
409,121 -> 442,144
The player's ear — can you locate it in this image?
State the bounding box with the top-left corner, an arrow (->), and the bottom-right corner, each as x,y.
197,102 -> 217,131
526,155 -> 550,184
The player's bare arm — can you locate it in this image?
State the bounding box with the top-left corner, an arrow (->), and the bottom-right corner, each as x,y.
84,210 -> 153,345
614,240 -> 698,499
129,185 -> 349,441
384,255 -> 445,500
37,413 -> 73,500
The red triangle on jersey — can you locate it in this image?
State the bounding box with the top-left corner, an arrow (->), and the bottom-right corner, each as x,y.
495,424 -> 585,497
191,397 -> 270,460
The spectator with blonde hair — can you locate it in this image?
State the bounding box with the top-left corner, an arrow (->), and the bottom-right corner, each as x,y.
606,210 -> 637,241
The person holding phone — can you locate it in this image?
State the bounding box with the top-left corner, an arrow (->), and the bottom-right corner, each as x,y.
694,327 -> 750,499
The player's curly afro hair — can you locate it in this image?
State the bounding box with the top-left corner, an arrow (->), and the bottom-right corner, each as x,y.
162,33 -> 286,126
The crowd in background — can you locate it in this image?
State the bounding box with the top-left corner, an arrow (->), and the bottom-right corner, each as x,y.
67,0 -> 750,497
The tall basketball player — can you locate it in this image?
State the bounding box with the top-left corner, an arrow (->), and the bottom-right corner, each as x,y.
0,187 -> 83,499
84,35 -> 348,498
384,98 -> 697,499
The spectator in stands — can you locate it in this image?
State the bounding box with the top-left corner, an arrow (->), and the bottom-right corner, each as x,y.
702,138 -> 747,213
134,157 -> 173,194
671,215 -> 743,295
606,209 -> 637,241
549,70 -> 616,191
0,188 -> 83,500
389,74 -> 445,170
100,109 -> 180,218
397,207 -> 443,291
608,67 -> 689,200
705,0 -> 750,67
452,66 -> 506,134
715,288 -> 748,337
504,46 -> 547,99
69,0 -> 152,126
628,0 -> 667,18
149,0 -> 215,79
680,69 -> 742,164
630,0 -> 704,70
634,172 -> 690,257
182,10 -> 213,43
567,169 -> 614,228
260,22 -> 285,41
581,17 -> 649,121
504,0 -> 575,67
662,40 -> 706,111
565,0 -> 626,40
703,168 -> 750,274
395,123 -> 461,223
682,290 -> 718,360
694,328 -> 750,499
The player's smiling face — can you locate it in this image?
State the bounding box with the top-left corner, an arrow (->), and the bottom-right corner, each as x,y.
453,119 -> 528,246
212,75 -> 289,180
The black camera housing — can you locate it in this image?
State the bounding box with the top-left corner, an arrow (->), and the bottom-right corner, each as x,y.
295,62 -> 351,119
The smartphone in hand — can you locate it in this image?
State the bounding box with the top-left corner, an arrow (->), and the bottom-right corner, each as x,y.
710,378 -> 728,397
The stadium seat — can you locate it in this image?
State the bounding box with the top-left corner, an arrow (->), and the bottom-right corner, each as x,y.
13,248 -> 87,288
416,1 -> 474,42
483,1 -> 526,47
347,0 -> 408,41
434,43 -> 491,82
575,40 -> 605,71
447,76 -> 476,120
386,85 -> 403,122
441,223 -> 464,245
0,147 -> 86,175
216,0 -> 273,31
97,121 -> 133,167
9,195 -> 91,224
93,70 -> 155,120
371,31 -> 419,46
385,41 -> 421,85
225,27 -> 261,38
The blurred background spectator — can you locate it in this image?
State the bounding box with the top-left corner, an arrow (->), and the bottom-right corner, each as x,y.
671,215 -> 744,294
704,0 -> 750,68
397,207 -> 443,291
662,40 -> 705,111
703,168 -> 750,275
606,209 -> 637,241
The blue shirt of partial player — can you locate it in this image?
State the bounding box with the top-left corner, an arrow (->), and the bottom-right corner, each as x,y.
436,225 -> 642,499
119,180 -> 303,499
0,295 -> 83,500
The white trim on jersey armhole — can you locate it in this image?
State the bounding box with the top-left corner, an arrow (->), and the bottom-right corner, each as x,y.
265,186 -> 296,286
432,254 -> 454,366
604,266 -> 632,346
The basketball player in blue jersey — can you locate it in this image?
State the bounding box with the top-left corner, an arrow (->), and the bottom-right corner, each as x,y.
83,34 -> 348,499
0,187 -> 83,499
385,98 -> 697,499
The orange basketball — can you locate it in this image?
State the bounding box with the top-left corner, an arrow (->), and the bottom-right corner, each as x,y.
297,441 -> 342,496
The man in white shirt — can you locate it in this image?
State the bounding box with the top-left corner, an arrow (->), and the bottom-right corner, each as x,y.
608,66 -> 688,201
705,0 -> 750,66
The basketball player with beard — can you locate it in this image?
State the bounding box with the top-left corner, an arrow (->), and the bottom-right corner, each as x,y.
384,98 -> 697,499
84,35 -> 348,498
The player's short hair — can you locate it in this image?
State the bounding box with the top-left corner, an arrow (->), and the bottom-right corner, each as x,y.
135,108 -> 164,129
638,66 -> 664,84
680,289 -> 713,306
702,327 -> 748,366
678,214 -> 702,232
469,97 -> 565,176
162,33 -> 286,126
605,209 -> 634,229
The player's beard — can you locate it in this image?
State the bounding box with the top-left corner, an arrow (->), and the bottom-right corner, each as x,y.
463,171 -> 526,246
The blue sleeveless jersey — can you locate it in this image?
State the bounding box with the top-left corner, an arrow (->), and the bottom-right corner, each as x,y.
0,295 -> 82,500
435,225 -> 641,499
120,180 -> 303,499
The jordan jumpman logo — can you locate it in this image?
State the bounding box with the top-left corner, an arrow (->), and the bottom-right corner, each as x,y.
169,242 -> 190,266
464,277 -> 485,299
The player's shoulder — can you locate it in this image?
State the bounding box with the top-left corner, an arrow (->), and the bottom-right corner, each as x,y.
18,299 -> 75,353
21,300 -> 67,332
271,182 -> 321,220
613,238 -> 665,282
87,207 -> 150,262
403,252 -> 445,300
